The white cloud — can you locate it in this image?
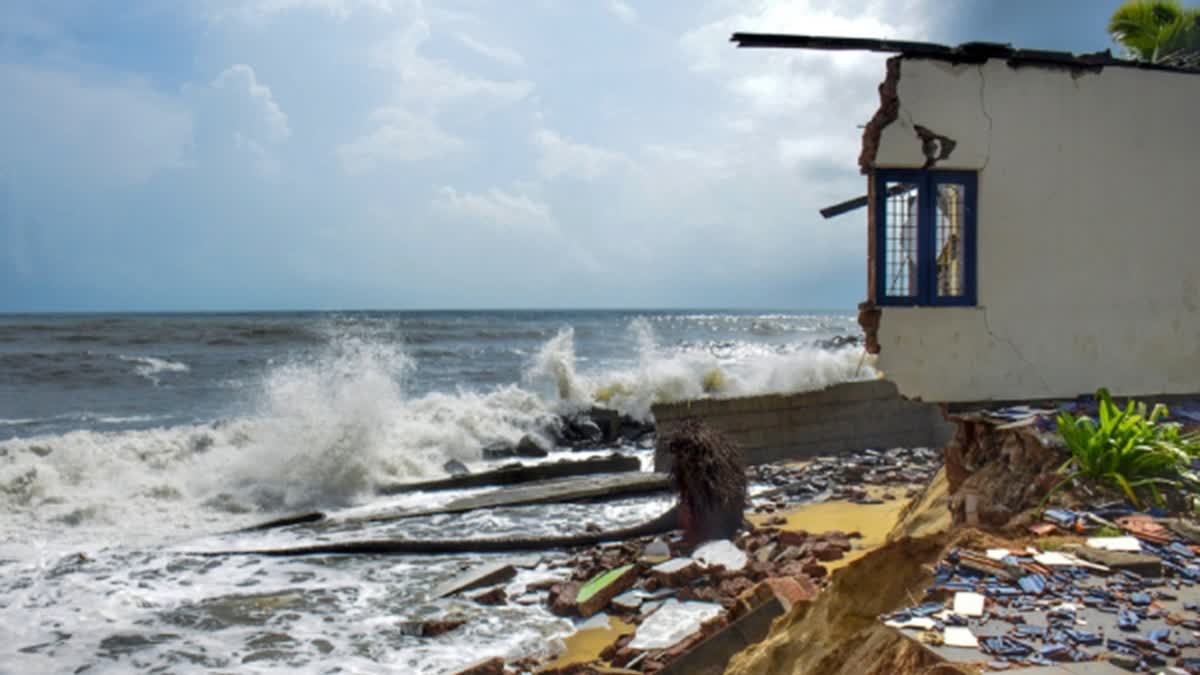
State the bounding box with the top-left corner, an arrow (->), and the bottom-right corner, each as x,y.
533,129 -> 627,180
676,0 -> 938,174
371,22 -> 533,107
0,63 -> 192,187
777,136 -> 847,169
211,64 -> 291,141
234,132 -> 282,176
208,0 -> 396,23
342,16 -> 534,173
185,63 -> 290,175
456,33 -> 524,67
430,186 -> 557,235
608,0 -> 638,24
337,107 -> 464,173
680,0 -> 933,113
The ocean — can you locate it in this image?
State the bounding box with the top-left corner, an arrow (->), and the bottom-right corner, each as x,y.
0,310 -> 871,673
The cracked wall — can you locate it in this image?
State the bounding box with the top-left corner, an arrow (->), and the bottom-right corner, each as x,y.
865,57 -> 1200,402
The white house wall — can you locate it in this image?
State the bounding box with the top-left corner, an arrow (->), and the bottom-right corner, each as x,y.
871,57 -> 1200,402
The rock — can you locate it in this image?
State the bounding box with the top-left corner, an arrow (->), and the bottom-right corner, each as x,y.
766,575 -> 819,608
779,529 -> 808,547
470,586 -> 507,606
481,440 -> 516,460
812,541 -> 844,562
1166,518 -> 1200,544
515,433 -> 553,458
566,416 -> 604,445
826,534 -> 852,552
415,619 -> 465,634
549,581 -> 583,616
442,459 -> 470,476
451,656 -> 504,675
774,545 -> 806,563
804,561 -> 828,578
755,543 -> 777,564
719,576 -> 755,599
588,407 -> 622,443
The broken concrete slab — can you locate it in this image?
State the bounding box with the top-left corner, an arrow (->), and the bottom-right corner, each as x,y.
1075,545 -> 1162,577
433,562 -> 517,599
650,558 -> 701,587
657,597 -> 786,675
376,453 -> 641,495
364,472 -> 670,524
627,599 -> 723,650
611,590 -> 643,612
577,564 -> 638,618
693,540 -> 747,572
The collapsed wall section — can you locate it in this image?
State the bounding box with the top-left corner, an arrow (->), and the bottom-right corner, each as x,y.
651,380 -> 952,471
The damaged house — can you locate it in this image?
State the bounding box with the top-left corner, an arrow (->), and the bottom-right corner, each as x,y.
735,34 -> 1200,404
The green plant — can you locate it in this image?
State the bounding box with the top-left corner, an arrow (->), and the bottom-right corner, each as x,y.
1042,388 -> 1200,509
1109,0 -> 1200,63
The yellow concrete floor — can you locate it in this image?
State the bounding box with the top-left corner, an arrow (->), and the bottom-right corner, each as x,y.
542,614 -> 635,671
749,488 -> 910,572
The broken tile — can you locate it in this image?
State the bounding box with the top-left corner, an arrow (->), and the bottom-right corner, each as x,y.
953,591 -> 985,617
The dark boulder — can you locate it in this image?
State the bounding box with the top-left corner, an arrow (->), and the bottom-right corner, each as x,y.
515,433 -> 552,458
443,459 -> 471,476
564,416 -> 604,446
481,440 -> 516,460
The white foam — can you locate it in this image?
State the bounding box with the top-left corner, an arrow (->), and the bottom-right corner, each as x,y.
525,318 -> 876,420
119,355 -> 190,384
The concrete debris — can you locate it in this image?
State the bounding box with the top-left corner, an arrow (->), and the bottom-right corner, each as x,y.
577,564 -> 639,618
433,562 -> 517,599
611,591 -> 643,612
450,656 -> 504,675
469,586 -> 507,606
1076,546 -> 1163,578
953,591 -> 985,617
643,538 -> 670,562
400,617 -> 467,637
650,558 -> 701,587
943,625 -> 978,648
1087,536 -> 1142,552
748,446 -> 942,509
693,539 -> 748,572
627,599 -> 723,650
882,513 -> 1200,672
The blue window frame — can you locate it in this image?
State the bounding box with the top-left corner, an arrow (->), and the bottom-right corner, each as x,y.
874,169 -> 977,306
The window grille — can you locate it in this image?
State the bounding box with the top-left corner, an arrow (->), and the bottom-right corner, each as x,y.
874,170 -> 976,306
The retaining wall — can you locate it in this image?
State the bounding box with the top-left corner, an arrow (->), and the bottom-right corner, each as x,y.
652,379 -> 953,471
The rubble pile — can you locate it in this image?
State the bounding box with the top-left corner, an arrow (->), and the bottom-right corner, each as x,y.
440,522 -> 866,674
749,446 -> 941,510
881,508 -> 1200,673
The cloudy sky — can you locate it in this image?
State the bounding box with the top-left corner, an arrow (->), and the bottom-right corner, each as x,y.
0,0 -> 1123,312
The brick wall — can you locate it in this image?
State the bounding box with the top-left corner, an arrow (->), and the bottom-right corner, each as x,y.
652,379 -> 952,470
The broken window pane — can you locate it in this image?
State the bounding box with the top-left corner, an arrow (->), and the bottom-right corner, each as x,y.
935,183 -> 966,298
883,182 -> 919,299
